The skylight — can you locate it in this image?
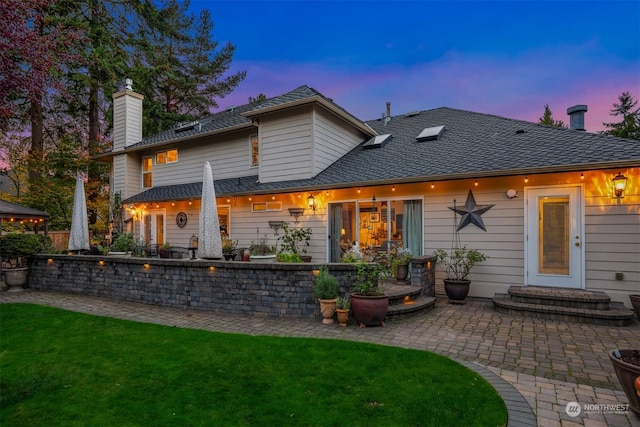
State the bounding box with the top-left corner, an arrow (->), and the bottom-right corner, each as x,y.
416,125 -> 445,142
363,134 -> 392,149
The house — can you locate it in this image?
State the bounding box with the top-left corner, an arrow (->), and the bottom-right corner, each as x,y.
95,81 -> 639,306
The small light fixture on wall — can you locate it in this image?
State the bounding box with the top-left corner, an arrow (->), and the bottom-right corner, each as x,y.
307,194 -> 317,212
613,173 -> 628,198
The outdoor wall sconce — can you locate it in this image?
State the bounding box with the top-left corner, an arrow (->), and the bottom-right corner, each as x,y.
288,207 -> 305,223
613,173 -> 628,198
268,220 -> 285,235
47,258 -> 54,265
208,266 -> 215,272
307,194 -> 317,212
143,263 -> 150,269
98,260 -> 105,267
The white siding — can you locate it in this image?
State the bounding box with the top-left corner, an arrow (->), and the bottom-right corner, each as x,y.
149,132 -> 254,187
113,153 -> 141,200
112,90 -> 143,151
259,108 -> 314,183
423,183 -> 526,300
313,107 -> 364,175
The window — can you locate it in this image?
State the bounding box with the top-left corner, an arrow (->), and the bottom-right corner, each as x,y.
250,134 -> 259,167
156,149 -> 178,164
142,156 -> 152,188
251,201 -> 281,212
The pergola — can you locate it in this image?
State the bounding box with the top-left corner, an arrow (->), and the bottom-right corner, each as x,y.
0,200 -> 50,235
1,200 -> 50,279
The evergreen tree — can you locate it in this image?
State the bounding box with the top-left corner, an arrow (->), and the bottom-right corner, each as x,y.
538,104 -> 565,128
130,0 -> 246,135
602,91 -> 640,140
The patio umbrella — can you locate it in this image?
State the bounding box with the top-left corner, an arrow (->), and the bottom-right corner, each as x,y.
67,172 -> 90,252
197,161 -> 222,259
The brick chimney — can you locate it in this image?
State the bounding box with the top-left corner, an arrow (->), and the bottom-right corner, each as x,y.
112,79 -> 144,151
567,105 -> 588,131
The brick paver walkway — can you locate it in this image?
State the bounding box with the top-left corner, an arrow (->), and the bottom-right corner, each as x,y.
1,290 -> 638,426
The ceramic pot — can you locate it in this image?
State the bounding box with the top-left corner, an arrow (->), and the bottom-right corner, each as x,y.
350,293 -> 388,327
444,279 -> 471,303
608,349 -> 640,416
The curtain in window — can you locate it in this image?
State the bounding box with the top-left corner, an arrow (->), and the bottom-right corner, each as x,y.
402,200 -> 423,256
329,204 -> 343,262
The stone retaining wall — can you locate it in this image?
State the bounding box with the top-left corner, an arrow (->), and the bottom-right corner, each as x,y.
27,254 -> 435,319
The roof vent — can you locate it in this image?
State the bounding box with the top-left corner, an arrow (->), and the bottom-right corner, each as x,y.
174,120 -> 199,133
515,129 -> 525,134
567,105 -> 588,131
416,125 -> 445,142
405,111 -> 420,117
363,134 -> 392,149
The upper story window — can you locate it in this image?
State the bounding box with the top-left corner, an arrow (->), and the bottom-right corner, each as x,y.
156,149 -> 178,164
250,134 -> 259,167
142,156 -> 152,188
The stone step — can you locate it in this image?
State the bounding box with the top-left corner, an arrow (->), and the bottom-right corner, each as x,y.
385,283 -> 424,306
506,286 -> 612,310
387,296 -> 437,319
493,293 -> 635,326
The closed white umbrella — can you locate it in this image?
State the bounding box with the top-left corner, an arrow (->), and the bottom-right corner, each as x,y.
197,161 -> 222,259
68,172 -> 90,251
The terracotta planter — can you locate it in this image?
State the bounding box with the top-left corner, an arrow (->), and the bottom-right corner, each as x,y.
319,298 -> 337,324
300,255 -> 312,263
444,279 -> 471,303
350,293 -> 388,328
629,295 -> 640,321
3,268 -> 28,292
608,349 -> 640,416
336,308 -> 349,327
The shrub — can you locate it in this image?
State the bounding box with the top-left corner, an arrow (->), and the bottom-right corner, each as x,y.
313,267 -> 339,299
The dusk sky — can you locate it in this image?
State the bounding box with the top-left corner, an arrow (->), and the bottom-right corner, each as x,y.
192,1 -> 640,133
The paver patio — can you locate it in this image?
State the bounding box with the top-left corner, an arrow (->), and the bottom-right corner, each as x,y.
1,290 -> 638,426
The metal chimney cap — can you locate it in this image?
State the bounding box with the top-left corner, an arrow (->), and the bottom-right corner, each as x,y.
567,105 -> 588,114
125,78 -> 133,90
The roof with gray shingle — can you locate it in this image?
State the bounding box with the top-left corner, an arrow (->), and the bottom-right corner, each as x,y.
122,85 -> 363,150
122,92 -> 640,204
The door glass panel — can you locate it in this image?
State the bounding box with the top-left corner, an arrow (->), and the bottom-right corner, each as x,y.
538,197 -> 569,275
156,215 -> 164,244
144,215 -> 152,244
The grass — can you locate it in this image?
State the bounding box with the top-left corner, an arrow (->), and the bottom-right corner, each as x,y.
1,303 -> 507,426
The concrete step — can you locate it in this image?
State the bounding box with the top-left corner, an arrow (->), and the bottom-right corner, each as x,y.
385,283 -> 424,306
493,293 -> 635,326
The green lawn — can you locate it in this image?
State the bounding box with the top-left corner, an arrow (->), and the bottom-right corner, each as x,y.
1,303 -> 507,426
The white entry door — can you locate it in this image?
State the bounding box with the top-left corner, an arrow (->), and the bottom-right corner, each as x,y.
143,210 -> 165,245
525,186 -> 584,288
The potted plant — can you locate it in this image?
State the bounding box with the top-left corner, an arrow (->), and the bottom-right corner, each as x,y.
391,246 -> 413,281
336,296 -> 350,327
1,233 -> 46,291
278,223 -> 313,262
249,235 -> 276,262
344,244 -> 390,328
433,245 -> 487,304
222,238 -> 238,260
158,241 -> 172,258
608,349 -> 640,416
313,267 -> 339,324
109,232 -> 135,255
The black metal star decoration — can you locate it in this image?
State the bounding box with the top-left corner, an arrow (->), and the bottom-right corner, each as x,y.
448,190 -> 495,231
